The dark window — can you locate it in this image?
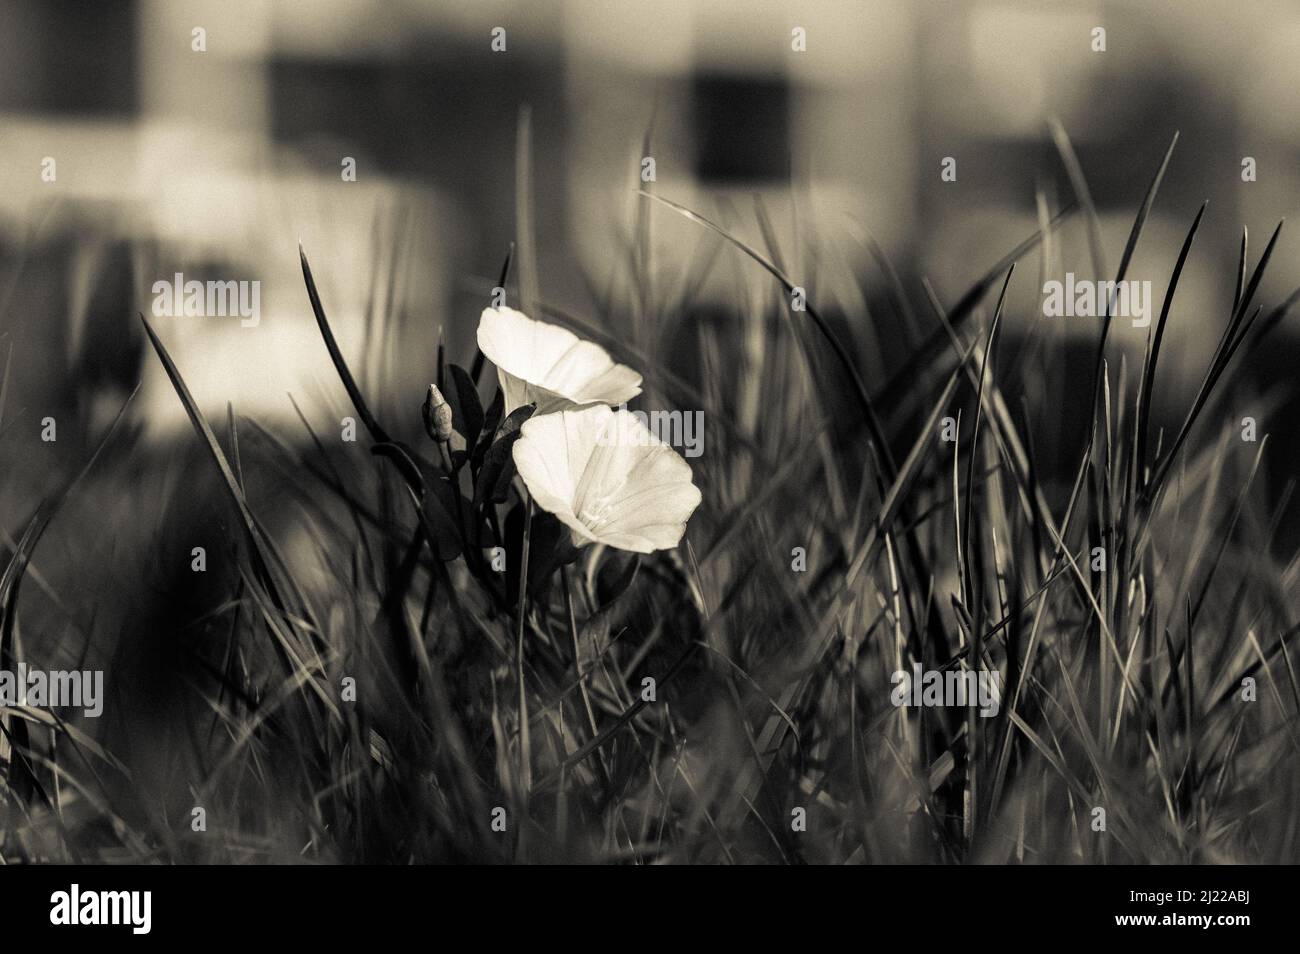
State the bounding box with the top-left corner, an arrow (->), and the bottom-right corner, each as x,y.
0,0 -> 138,116
692,72 -> 791,183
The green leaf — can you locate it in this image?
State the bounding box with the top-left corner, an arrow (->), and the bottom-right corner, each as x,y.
473,404 -> 534,510
473,387 -> 505,474
596,553 -> 640,610
422,475 -> 466,561
447,364 -> 484,452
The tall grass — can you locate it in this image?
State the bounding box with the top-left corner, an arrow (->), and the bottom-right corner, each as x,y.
2,132 -> 1297,863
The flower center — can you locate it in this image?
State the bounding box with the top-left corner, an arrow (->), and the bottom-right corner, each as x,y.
577,494 -> 618,534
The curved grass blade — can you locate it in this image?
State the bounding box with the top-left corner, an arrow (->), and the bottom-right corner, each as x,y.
299,243 -> 391,444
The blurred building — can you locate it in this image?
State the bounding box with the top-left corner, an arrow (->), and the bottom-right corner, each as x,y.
0,0 -> 1295,459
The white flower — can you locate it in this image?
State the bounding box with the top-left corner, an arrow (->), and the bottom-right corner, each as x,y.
512,404 -> 702,553
476,306 -> 642,415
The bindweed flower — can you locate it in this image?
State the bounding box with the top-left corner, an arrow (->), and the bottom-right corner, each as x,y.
512,404 -> 701,554
476,306 -> 642,415
422,383 -> 453,443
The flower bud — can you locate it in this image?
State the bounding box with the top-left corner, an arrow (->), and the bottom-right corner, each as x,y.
423,384 -> 453,443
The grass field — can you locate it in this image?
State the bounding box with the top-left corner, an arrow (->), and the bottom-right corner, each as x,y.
2,128 -> 1298,865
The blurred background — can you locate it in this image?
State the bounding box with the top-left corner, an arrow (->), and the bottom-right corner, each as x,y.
1,0 -> 1297,863
4,0 -> 1297,626
1,0 -> 1297,434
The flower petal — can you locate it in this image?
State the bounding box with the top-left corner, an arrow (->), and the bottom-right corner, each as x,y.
512,404 -> 609,530
543,341 -> 643,405
513,405 -> 701,554
478,306 -> 579,382
477,307 -> 641,413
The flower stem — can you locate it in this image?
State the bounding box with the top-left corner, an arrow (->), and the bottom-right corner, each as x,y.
561,563 -> 608,790
515,496 -> 533,809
